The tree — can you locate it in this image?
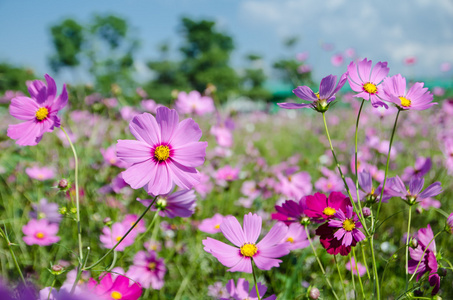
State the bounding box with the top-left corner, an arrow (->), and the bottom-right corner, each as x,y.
241,54 -> 271,101
0,63 -> 36,94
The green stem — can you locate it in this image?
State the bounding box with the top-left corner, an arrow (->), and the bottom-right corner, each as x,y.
354,100 -> 366,220
352,247 -> 365,299
48,277 -> 57,300
321,112 -> 369,236
0,227 -> 25,284
137,208 -> 160,243
84,197 -> 157,270
349,253 -> 357,299
305,226 -> 340,300
408,231 -> 443,282
375,109 -> 401,223
252,261 -> 261,300
334,255 -> 347,299
360,243 -> 371,280
369,238 -> 380,299
61,126 -> 83,261
71,247 -> 90,293
405,206 -> 412,286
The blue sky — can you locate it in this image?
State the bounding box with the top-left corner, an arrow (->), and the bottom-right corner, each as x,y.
1,0 -> 453,84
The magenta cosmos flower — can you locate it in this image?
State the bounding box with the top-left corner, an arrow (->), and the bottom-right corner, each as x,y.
198,213 -> 227,234
328,206 -> 366,247
22,219 -> 60,246
347,58 -> 389,108
408,225 -> 440,295
87,273 -> 142,300
25,166 -> 55,181
280,223 -> 309,251
100,222 -> 137,251
126,250 -> 166,290
202,213 -> 290,273
116,107 -> 208,195
278,74 -> 347,112
381,74 -> 436,110
304,191 -> 350,221
7,74 -> 68,146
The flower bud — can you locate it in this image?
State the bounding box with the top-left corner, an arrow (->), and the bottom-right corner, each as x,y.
50,264 -> 64,275
309,287 -> 320,299
103,217 -> 112,226
410,238 -> 419,249
362,207 -> 371,218
58,179 -> 69,190
300,217 -> 311,226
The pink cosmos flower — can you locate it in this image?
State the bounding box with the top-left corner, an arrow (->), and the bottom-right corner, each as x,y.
346,257 -> 366,277
221,278 -> 276,300
193,171 -> 213,198
208,282 -> 229,299
22,219 -> 60,246
304,192 -> 350,221
126,250 -> 166,290
198,213 -> 227,234
278,74 -> 347,112
25,166 -> 55,181
175,90 -> 215,116
446,213 -> 453,234
276,170 -> 312,200
331,53 -> 344,67
122,214 -> 146,234
280,223 -> 309,251
296,51 -> 309,61
387,175 -> 442,205
381,74 -> 436,110
215,165 -> 240,185
408,225 -> 440,295
272,197 -> 308,225
404,56 -> 417,65
116,107 -> 208,195
347,58 -> 390,108
297,64 -> 312,74
138,189 -> 197,218
101,145 -> 129,168
87,273 -> 142,300
7,74 -> 68,146
440,62 -> 451,72
202,213 -> 290,273
328,206 -> 366,247
140,99 -> 157,113
100,222 -> 137,251
401,157 -> 432,182
210,126 -> 233,148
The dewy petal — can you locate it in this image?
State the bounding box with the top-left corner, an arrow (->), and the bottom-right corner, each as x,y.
243,212 -> 262,244
292,86 -> 318,102
170,118 -> 203,147
256,222 -> 287,249
156,106 -> 179,144
418,182 -> 442,199
319,75 -> 337,100
277,102 -> 312,109
220,216 -> 247,247
171,141 -> 208,167
116,140 -> 152,164
129,113 -> 161,145
9,97 -> 40,120
122,159 -> 156,189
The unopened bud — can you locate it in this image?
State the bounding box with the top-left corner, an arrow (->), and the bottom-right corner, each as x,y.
300,217 -> 311,226
362,207 -> 371,218
59,207 -> 67,215
410,238 -> 419,249
70,207 -> 77,214
309,287 -> 320,299
50,264 -> 64,275
58,179 -> 69,190
103,217 -> 112,226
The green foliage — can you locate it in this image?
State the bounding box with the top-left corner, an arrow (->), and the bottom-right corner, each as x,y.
273,59 -> 313,89
0,63 -> 36,94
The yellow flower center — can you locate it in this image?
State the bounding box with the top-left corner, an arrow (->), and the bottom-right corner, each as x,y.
342,219 -> 356,231
315,92 -> 321,99
240,243 -> 258,257
116,236 -> 122,242
35,107 -> 49,121
323,207 -> 336,216
35,232 -> 45,239
363,82 -> 377,94
399,96 -> 411,107
154,145 -> 170,161
111,291 -> 122,299
370,188 -> 375,195
214,224 -> 220,229
148,262 -> 156,270
286,237 -> 294,243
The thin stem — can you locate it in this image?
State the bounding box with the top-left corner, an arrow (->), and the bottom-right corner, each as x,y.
321,112 -> 369,236
251,261 -> 261,300
360,244 -> 371,280
354,100 -> 366,219
137,208 -> 160,243
375,110 -> 401,223
0,227 -> 25,284
71,247 -> 90,294
352,247 -> 365,299
334,255 -> 347,299
48,277 -> 57,300
84,197 -> 157,270
305,226 -> 340,300
408,231 -> 443,282
405,206 -> 412,286
349,253 -> 357,299
61,126 -> 83,261
369,238 -> 380,299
